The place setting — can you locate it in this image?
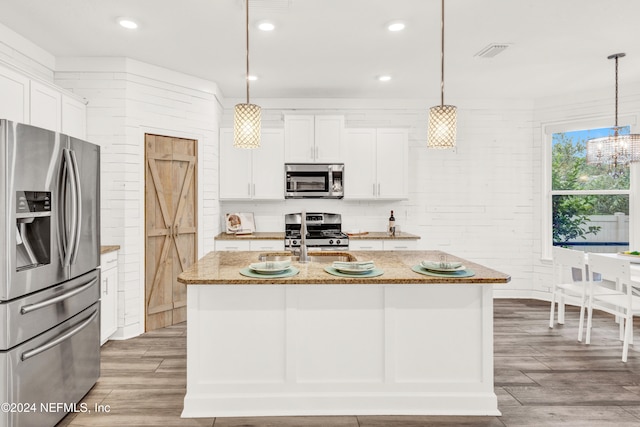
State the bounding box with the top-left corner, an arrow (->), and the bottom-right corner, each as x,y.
412,255 -> 475,278
324,260 -> 384,278
239,260 -> 299,278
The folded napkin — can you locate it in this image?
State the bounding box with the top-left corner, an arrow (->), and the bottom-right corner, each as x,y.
332,260 -> 375,270
249,260 -> 291,271
421,260 -> 462,270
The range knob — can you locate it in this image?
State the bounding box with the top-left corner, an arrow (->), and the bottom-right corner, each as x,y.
336,240 -> 341,245
292,240 -> 298,245
329,239 -> 334,245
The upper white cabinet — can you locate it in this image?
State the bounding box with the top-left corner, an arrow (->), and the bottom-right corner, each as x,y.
219,128 -> 285,200
284,115 -> 344,163
30,80 -> 62,132
61,94 -> 87,139
0,66 -> 29,123
0,63 -> 86,138
344,128 -> 408,200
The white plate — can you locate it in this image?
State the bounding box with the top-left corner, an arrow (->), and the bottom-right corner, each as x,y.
420,262 -> 466,273
249,261 -> 291,274
333,266 -> 376,274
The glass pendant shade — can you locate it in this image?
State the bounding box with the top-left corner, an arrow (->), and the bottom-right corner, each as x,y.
427,105 -> 457,149
586,132 -> 640,167
233,103 -> 261,149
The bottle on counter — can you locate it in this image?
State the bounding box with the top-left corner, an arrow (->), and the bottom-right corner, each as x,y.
388,210 -> 396,237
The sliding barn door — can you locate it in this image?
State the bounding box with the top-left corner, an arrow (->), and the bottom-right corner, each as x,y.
145,134 -> 197,331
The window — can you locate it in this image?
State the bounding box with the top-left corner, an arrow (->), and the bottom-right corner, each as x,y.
551,126 -> 630,253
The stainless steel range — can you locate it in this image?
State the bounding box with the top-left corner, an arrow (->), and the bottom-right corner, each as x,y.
284,212 -> 349,251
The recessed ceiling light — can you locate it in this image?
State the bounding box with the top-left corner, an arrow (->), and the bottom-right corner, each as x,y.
378,75 -> 392,82
257,21 -> 275,31
387,21 -> 406,32
117,17 -> 138,29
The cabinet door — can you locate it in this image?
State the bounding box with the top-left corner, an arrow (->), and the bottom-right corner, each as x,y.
214,240 -> 251,251
219,128 -> 252,199
0,65 -> 29,123
100,266 -> 118,344
344,129 -> 376,199
249,240 -> 285,252
314,115 -> 344,162
284,115 -> 314,162
349,240 -> 384,251
61,94 -> 87,139
30,80 -> 61,132
376,129 -> 408,199
252,129 -> 284,199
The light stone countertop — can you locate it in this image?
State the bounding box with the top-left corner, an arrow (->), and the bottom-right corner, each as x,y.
100,245 -> 120,254
214,231 -> 421,240
178,250 -> 510,285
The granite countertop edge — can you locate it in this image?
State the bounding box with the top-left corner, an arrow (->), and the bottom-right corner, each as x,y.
101,245 -> 121,254
214,232 -> 421,241
178,250 -> 510,286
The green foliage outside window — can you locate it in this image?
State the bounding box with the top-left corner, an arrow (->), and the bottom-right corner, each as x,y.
552,129 -> 629,244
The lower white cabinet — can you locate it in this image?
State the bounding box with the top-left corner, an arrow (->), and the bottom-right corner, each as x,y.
349,239 -> 417,251
214,240 -> 284,252
100,250 -> 119,345
214,240 -> 251,251
249,240 -> 285,252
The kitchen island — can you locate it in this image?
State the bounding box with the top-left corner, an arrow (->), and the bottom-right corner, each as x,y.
178,250 -> 510,418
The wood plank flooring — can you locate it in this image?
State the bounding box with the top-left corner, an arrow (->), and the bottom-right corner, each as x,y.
57,299 -> 640,427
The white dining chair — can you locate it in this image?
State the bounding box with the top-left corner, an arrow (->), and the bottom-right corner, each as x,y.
586,254 -> 640,362
549,246 -> 591,341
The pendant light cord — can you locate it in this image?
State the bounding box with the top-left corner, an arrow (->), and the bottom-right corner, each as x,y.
440,0 -> 445,106
614,55 -> 619,128
245,0 -> 250,104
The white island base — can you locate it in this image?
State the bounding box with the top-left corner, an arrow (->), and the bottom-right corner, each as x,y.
182,283 -> 499,418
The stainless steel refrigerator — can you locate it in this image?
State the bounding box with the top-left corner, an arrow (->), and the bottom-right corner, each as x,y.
0,120 -> 101,427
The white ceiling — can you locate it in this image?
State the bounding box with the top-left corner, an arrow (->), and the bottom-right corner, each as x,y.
2,0 -> 640,101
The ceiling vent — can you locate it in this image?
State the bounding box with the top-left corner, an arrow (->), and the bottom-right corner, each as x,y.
475,44 -> 510,58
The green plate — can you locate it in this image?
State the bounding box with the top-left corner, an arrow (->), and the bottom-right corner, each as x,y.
411,265 -> 475,278
239,267 -> 299,279
324,266 -> 384,278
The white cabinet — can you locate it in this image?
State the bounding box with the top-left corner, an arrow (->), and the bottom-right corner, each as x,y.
214,240 -> 251,251
100,250 -> 119,345
219,128 -> 284,200
0,65 -> 30,123
349,239 -> 417,251
30,80 -> 61,132
249,240 -> 285,252
349,240 -> 384,251
284,115 -> 344,163
344,128 -> 408,200
61,94 -> 87,139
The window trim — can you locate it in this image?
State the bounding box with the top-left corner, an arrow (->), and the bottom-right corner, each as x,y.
542,115 -> 639,260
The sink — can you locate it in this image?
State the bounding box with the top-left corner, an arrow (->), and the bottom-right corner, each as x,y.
258,251 -> 356,263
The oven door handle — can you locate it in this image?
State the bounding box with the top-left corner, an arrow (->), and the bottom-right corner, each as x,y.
20,278 -> 98,315
21,307 -> 98,361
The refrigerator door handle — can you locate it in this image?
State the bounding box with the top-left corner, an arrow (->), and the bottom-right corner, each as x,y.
20,278 -> 98,315
59,149 -> 71,267
20,307 -> 99,361
63,148 -> 79,267
69,149 -> 82,264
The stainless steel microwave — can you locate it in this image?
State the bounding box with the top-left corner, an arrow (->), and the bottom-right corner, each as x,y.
285,163 -> 344,199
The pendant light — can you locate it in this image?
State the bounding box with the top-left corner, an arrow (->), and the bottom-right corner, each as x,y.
233,0 -> 261,149
586,53 -> 640,176
427,0 -> 457,149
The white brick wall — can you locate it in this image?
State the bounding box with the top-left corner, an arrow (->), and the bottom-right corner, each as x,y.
55,58 -> 222,338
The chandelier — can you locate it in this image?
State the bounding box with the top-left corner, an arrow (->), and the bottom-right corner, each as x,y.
233,0 -> 261,149
586,53 -> 640,176
427,0 -> 457,149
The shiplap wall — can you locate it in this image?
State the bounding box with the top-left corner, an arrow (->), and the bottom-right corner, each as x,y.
55,58 -> 222,338
220,98 -> 536,296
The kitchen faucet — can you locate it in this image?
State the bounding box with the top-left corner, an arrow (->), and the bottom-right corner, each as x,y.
299,210 -> 309,263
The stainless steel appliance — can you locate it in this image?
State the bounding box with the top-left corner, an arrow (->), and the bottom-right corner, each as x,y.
284,212 -> 349,251
285,163 -> 344,198
0,120 -> 100,427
